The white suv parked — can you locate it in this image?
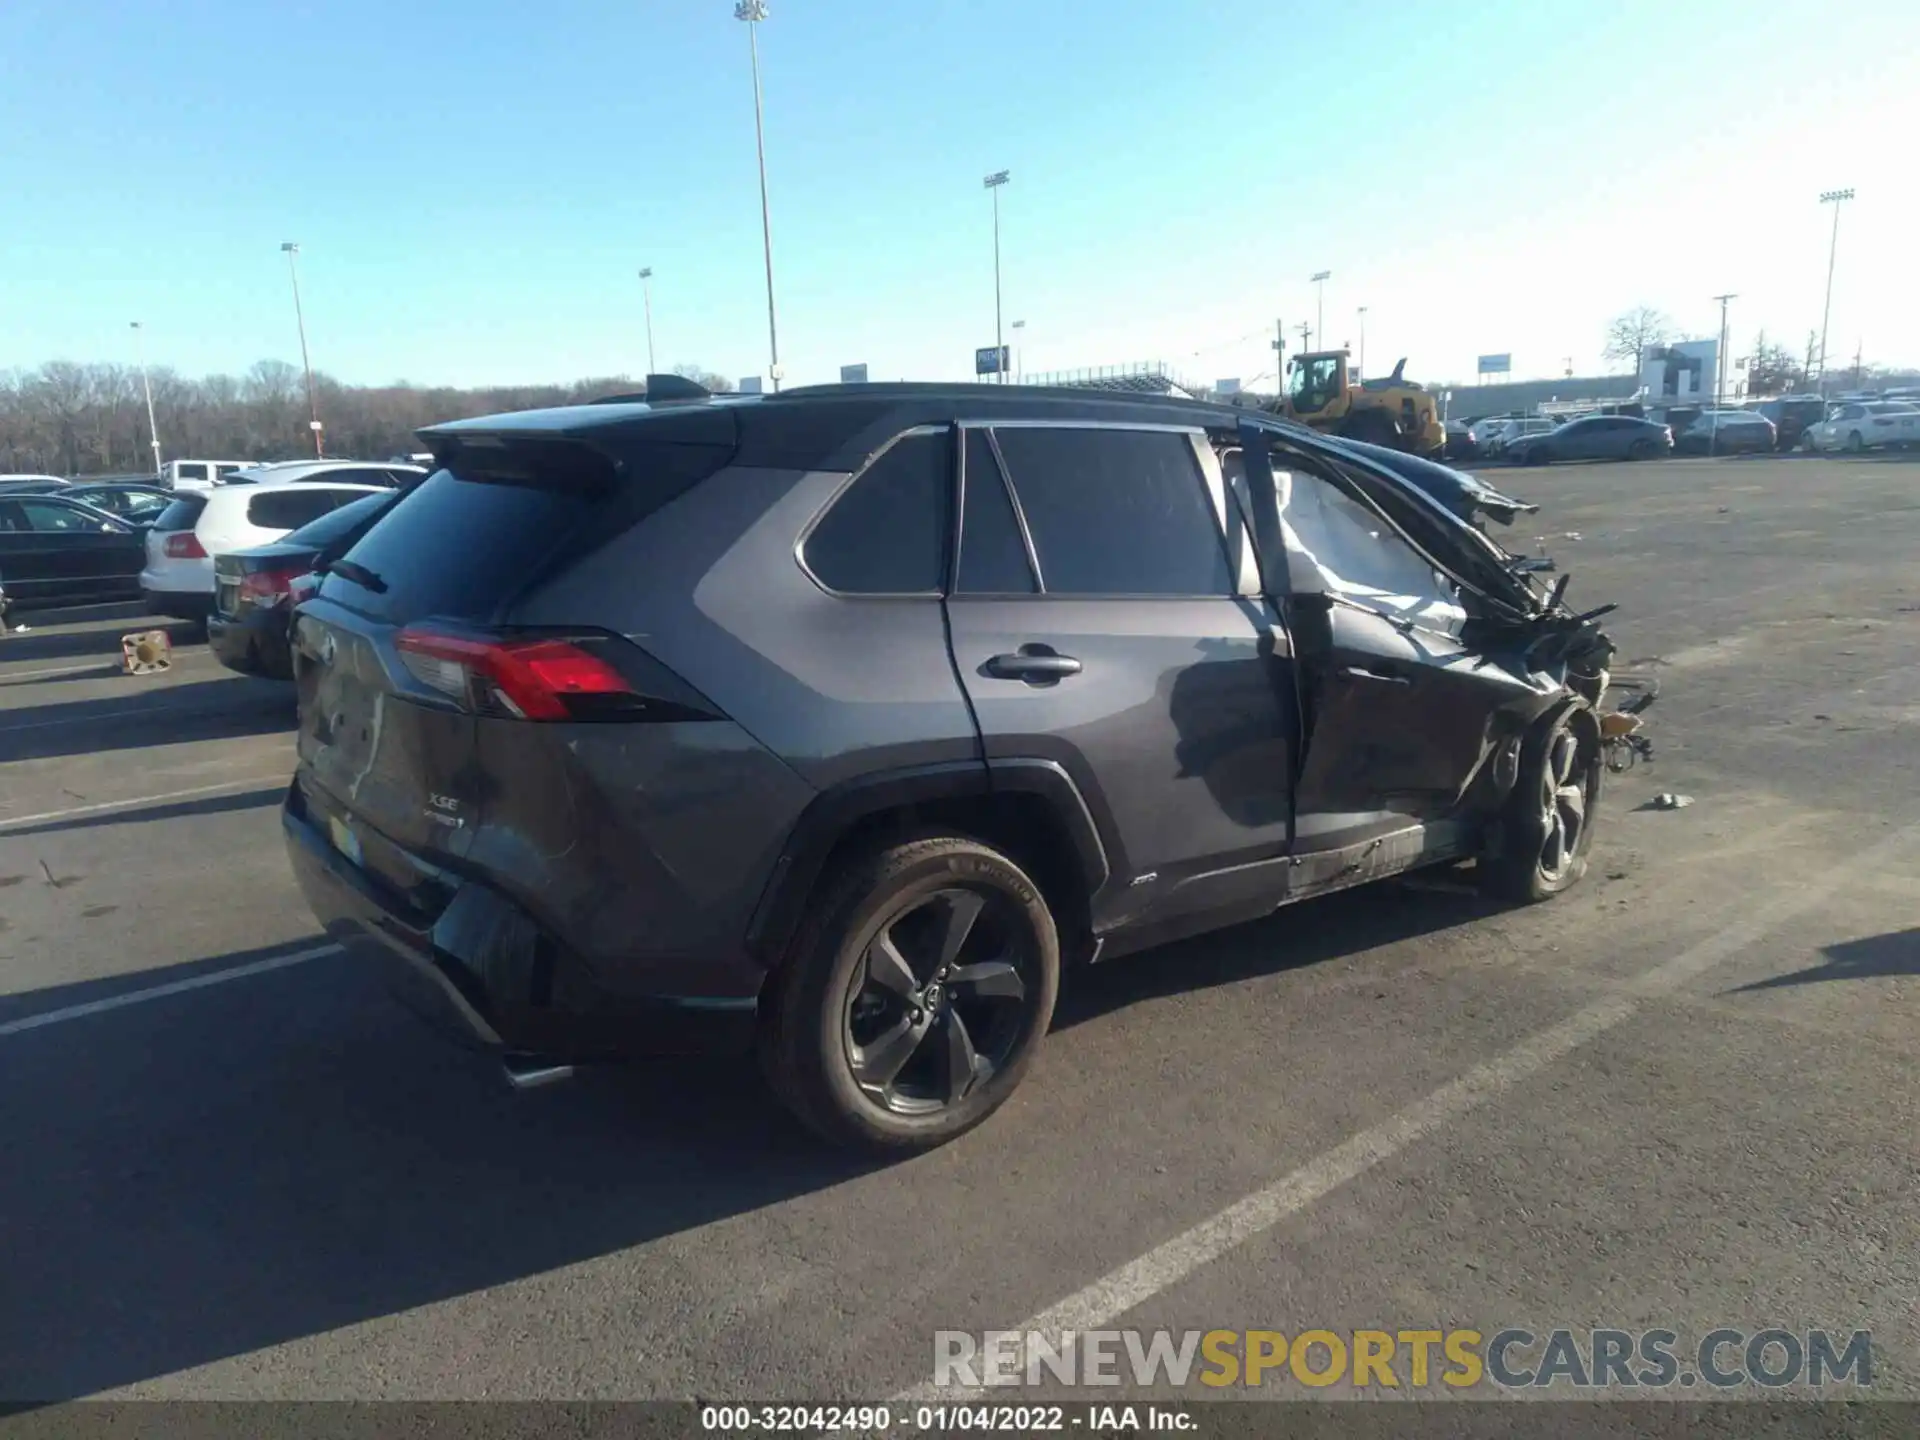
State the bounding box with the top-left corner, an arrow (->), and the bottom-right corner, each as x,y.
140,480 -> 392,620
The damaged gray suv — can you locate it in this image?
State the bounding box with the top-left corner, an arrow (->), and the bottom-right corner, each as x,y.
283,379 -> 1632,1152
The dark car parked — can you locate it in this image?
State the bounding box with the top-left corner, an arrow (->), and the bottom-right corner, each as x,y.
1504,414 -> 1672,465
64,482 -> 175,525
284,382 -> 1629,1152
0,493 -> 145,619
1747,396 -> 1827,451
209,490 -> 402,679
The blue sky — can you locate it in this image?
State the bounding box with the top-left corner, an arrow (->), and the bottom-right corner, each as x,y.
2,0 -> 1912,392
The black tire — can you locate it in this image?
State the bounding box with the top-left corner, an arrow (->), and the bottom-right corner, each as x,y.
1480,706 -> 1602,903
760,836 -> 1060,1153
1340,409 -> 1400,449
1523,446 -> 1550,466
1627,439 -> 1659,461
1845,430 -> 1865,453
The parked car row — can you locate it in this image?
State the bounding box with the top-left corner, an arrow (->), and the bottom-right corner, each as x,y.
0,459 -> 424,622
1803,400 -> 1920,453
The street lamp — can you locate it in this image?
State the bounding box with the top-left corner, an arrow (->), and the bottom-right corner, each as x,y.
1011,318 -> 1026,383
1817,188 -> 1854,392
1356,305 -> 1367,379
280,242 -> 323,457
1310,270 -> 1330,349
984,170 -> 1011,383
637,267 -> 657,375
129,321 -> 161,476
735,1 -> 782,391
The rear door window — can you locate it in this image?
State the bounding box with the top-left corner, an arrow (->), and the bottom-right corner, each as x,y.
957,429 -> 1037,594
175,462 -> 209,485
990,427 -> 1230,597
802,430 -> 949,594
248,488 -> 351,531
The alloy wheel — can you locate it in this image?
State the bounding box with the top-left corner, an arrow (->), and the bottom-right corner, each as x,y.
842,888 -> 1036,1116
1537,726 -> 1590,882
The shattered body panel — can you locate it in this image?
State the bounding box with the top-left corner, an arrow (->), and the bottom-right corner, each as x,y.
1209,418 -> 1637,897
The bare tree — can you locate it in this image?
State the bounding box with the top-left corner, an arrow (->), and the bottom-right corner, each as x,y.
1602,307 -> 1673,374
671,364 -> 736,393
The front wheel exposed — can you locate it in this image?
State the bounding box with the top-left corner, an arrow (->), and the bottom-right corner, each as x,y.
761,836 -> 1060,1152
1481,707 -> 1602,903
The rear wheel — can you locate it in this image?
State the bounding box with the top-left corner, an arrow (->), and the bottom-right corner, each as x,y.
1627,439 -> 1659,461
1845,430 -> 1866,453
1480,706 -> 1602,903
761,836 -> 1059,1152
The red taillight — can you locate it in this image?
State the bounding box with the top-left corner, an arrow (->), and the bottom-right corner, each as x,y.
163,532 -> 207,559
239,566 -> 305,607
395,627 -> 638,721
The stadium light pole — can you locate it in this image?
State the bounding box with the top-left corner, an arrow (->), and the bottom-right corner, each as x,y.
1817,188 -> 1853,393
1310,270 -> 1330,349
985,170 -> 1010,383
129,321 -> 162,475
736,1 -> 782,391
637,268 -> 658,375
1356,305 -> 1367,379
279,242 -> 323,457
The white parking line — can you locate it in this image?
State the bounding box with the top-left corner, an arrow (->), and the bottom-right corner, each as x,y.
0,661 -> 119,683
895,819 -> 1920,1402
0,776 -> 286,833
0,944 -> 338,1037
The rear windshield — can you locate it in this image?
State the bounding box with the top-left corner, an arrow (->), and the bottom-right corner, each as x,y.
321,467 -> 600,622
154,495 -> 207,531
282,491 -> 394,547
247,488 -> 356,531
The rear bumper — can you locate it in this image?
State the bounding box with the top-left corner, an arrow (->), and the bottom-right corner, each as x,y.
282,792 -> 760,1060
207,607 -> 292,678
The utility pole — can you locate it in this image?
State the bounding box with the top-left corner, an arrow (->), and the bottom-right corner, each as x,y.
1711,292 -> 1737,457
736,1 -> 781,391
1356,306 -> 1367,379
984,170 -> 1010,383
1817,188 -> 1853,393
1272,319 -> 1286,395
637,268 -> 657,375
1310,270 -> 1330,349
280,241 -> 323,458
130,321 -> 161,476
1295,321 -> 1311,356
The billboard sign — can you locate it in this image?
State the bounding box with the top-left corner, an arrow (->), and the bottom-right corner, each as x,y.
1214,378 -> 1241,396
975,345 -> 1010,377
737,376 -> 764,395
839,363 -> 869,384
1477,353 -> 1512,375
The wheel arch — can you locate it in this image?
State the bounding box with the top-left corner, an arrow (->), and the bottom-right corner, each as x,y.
745,759 -> 1113,970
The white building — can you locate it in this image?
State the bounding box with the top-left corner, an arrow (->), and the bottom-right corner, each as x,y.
1640,339 -> 1720,403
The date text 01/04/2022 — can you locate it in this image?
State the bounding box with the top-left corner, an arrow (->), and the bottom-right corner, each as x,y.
699,1404 -> 1198,1432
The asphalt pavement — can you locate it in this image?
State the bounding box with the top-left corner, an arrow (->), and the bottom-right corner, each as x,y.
2,454 -> 1916,1405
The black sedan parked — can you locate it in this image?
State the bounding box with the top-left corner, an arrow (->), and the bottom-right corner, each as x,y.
0,493 -> 145,619
1504,414 -> 1673,465
209,490 -> 401,679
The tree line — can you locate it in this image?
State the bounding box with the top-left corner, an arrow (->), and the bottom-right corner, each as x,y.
0,360 -> 734,477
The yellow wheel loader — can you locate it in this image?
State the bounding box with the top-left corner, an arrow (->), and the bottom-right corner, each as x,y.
1273,350 -> 1446,457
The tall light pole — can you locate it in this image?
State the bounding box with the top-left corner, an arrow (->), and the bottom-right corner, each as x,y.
984,170 -> 1010,383
1011,318 -> 1026,383
637,268 -> 658,375
129,321 -> 161,476
1310,270 -> 1330,349
1817,188 -> 1853,393
1356,305 -> 1367,379
1711,293 -> 1737,456
280,242 -> 323,457
735,2 -> 782,392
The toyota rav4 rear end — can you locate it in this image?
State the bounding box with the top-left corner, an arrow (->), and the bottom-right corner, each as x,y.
281,402 -> 815,1063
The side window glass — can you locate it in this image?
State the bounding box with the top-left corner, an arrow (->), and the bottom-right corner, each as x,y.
957,429 -> 1036,594
247,490 -> 338,531
992,427 -> 1231,596
19,501 -> 90,532
803,430 -> 949,594
1278,466 -> 1447,605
